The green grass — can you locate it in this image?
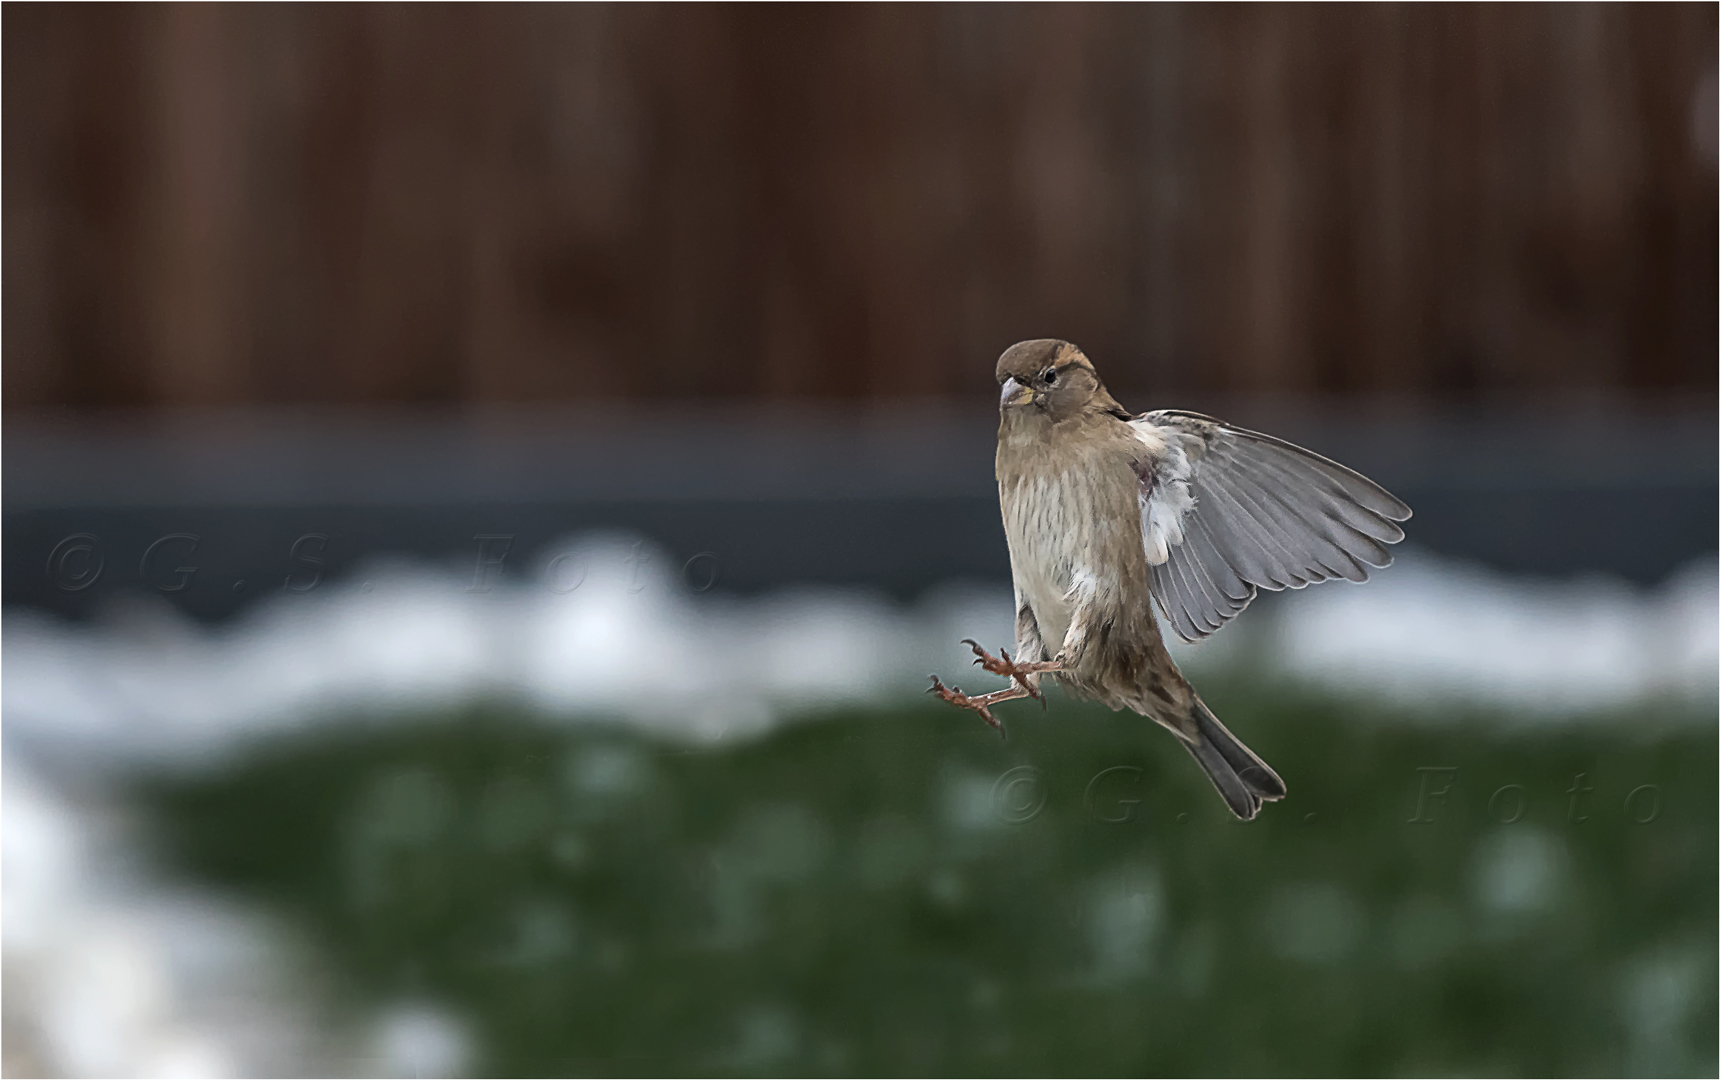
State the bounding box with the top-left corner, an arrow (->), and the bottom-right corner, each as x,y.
137,682 -> 1717,1077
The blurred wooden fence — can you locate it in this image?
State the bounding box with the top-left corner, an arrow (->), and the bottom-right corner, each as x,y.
5,3 -> 1714,408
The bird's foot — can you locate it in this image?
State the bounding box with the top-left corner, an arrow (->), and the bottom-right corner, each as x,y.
927,675 -> 1017,739
960,639 -> 1061,702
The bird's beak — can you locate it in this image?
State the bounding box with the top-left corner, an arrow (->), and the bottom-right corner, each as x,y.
1000,377 -> 1034,409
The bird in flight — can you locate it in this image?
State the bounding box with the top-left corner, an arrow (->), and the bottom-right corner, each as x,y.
930,339 -> 1411,820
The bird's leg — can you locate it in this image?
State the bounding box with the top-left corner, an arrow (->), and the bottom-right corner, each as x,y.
960,639 -> 1061,702
930,639 -> 1065,736
926,676 -> 1032,738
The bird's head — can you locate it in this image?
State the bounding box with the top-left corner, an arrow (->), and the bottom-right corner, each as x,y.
994,339 -> 1127,423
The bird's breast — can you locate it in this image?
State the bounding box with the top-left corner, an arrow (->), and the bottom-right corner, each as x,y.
998,456 -> 1142,652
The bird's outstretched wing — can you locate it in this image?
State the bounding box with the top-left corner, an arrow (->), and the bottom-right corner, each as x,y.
1128,410 -> 1412,643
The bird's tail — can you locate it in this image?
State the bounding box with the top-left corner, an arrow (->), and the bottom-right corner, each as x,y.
1179,697 -> 1286,820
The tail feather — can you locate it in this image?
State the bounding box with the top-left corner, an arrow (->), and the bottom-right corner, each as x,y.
1180,698 -> 1285,820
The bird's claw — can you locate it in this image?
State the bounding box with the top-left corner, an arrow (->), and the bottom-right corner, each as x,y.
961,638 -> 1046,702
927,675 -> 1006,739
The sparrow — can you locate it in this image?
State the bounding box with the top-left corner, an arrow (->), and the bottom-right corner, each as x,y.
930,339 -> 1411,820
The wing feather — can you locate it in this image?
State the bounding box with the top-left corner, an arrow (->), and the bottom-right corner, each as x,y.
1225,461 -> 1369,581
1169,542 -> 1223,637
1239,447 -> 1406,545
1186,513 -> 1254,603
1200,471 -> 1316,586
1131,411 -> 1411,642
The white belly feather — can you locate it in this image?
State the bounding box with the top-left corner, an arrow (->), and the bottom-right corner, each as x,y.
1000,464 -> 1136,656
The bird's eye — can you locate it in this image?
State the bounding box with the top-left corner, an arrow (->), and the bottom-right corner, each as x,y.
1042,367 -> 1057,385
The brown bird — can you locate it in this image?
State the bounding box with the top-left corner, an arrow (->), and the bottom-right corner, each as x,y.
930,339 -> 1411,820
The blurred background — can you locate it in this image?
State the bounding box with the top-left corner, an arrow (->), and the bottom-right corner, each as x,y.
4,4 -> 1716,1077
